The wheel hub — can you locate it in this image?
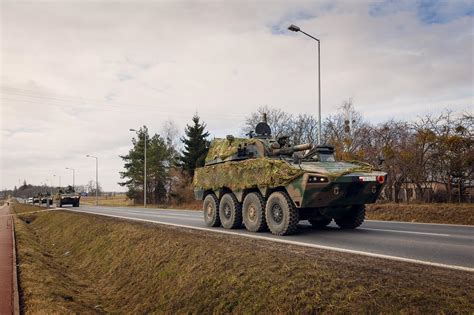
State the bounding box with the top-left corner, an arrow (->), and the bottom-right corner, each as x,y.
206,204 -> 214,218
248,206 -> 257,222
223,203 -> 231,219
271,204 -> 283,224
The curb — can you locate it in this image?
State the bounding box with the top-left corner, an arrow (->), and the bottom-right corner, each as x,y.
10,205 -> 20,315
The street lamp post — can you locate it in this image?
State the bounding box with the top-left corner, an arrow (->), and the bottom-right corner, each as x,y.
86,155 -> 99,206
65,167 -> 75,189
130,128 -> 147,207
288,24 -> 322,145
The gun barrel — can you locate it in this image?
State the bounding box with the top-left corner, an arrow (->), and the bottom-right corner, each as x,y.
292,143 -> 313,151
271,143 -> 312,156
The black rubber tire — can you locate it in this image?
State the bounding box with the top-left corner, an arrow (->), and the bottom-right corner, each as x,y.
265,191 -> 299,236
219,193 -> 242,229
58,202 -> 63,208
203,194 -> 220,227
308,217 -> 332,228
242,192 -> 267,232
334,205 -> 365,229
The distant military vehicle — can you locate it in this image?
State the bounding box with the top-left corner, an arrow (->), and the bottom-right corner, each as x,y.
193,118 -> 387,235
32,194 -> 40,205
33,192 -> 52,205
56,186 -> 80,207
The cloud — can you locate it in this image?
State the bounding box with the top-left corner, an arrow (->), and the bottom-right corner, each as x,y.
1,0 -> 472,191
369,0 -> 474,23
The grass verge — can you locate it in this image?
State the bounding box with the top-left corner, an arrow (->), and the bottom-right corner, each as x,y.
366,203 -> 474,225
80,194 -> 201,210
12,204 -> 474,313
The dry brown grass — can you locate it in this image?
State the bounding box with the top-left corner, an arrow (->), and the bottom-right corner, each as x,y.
13,209 -> 474,314
81,194 -> 202,210
367,203 -> 474,225
80,194 -> 134,206
11,203 -> 45,214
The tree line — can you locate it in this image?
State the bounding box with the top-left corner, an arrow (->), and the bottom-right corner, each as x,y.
119,116 -> 209,204
243,103 -> 473,203
6,180 -> 102,198
119,104 -> 473,204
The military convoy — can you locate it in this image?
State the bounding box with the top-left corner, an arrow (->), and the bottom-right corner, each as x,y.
56,185 -> 80,207
193,118 -> 387,235
32,192 -> 52,205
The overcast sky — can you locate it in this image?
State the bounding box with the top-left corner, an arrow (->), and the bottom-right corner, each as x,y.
1,0 -> 473,191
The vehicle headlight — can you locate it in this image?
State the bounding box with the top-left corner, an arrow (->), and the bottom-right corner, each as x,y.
308,176 -> 328,183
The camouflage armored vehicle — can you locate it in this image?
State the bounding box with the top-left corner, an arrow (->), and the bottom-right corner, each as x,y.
37,192 -> 53,205
32,194 -> 41,205
193,119 -> 387,236
56,185 -> 80,207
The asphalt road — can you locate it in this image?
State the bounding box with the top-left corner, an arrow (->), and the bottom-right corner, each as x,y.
67,205 -> 473,271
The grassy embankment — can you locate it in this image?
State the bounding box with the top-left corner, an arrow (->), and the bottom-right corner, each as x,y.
12,203 -> 474,314
366,203 -> 474,225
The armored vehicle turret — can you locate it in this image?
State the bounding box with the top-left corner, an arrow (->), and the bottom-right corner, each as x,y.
193,118 -> 387,236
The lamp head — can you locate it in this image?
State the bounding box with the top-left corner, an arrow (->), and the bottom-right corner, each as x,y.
288,24 -> 300,32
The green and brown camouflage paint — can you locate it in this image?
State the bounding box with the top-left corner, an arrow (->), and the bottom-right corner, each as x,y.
194,138 -> 387,210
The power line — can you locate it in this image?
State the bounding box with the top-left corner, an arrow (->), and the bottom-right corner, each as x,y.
1,96 -> 249,121
0,86 -> 248,119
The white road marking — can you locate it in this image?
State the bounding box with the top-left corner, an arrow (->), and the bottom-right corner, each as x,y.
143,214 -> 201,221
360,227 -> 451,237
91,208 -> 201,219
65,208 -> 473,273
127,210 -> 200,218
80,207 -> 474,228
81,208 -> 453,236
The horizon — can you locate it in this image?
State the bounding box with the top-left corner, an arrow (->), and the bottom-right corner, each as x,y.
1,0 -> 473,191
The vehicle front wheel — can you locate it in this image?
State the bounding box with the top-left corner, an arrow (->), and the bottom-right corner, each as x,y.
334,205 -> 365,229
265,191 -> 299,236
242,192 -> 267,232
203,194 -> 220,227
219,193 -> 242,229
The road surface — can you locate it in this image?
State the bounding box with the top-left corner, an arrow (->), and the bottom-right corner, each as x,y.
67,205 -> 473,271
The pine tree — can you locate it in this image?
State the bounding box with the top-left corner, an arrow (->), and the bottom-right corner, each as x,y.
180,115 -> 210,176
119,126 -> 176,204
